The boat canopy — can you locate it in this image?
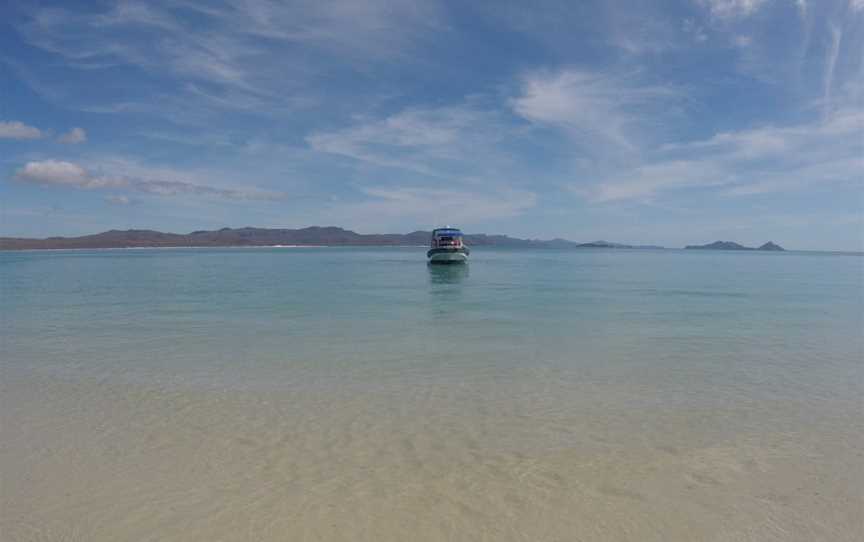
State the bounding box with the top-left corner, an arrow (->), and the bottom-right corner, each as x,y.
432,228 -> 463,237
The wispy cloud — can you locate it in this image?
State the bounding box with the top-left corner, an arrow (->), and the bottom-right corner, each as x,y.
0,120 -> 43,140
3,0 -> 861,248
14,159 -> 285,201
717,0 -> 863,108
511,69 -> 680,154
476,1 -> 683,57
306,101 -> 538,229
325,186 -> 537,230
580,160 -> 729,202
105,195 -> 133,205
307,104 -> 517,178
821,22 -> 843,114
58,127 -> 87,144
700,0 -> 771,20
14,0 -> 442,116
583,107 -> 863,201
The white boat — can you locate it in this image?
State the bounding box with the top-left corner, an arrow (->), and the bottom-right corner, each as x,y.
427,227 -> 469,263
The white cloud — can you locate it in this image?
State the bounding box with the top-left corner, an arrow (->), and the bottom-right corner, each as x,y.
307,105 -> 514,178
822,24 -> 843,113
477,1 -> 682,57
511,69 -> 678,153
700,0 -> 771,19
709,0 -> 864,112
606,7 -> 679,54
733,35 -> 753,48
326,186 -> 537,228
0,120 -> 43,140
312,108 -> 469,154
14,159 -> 284,201
306,102 -> 538,229
666,107 -> 863,154
682,18 -> 709,42
16,160 -> 105,187
17,0 -> 443,115
582,107 -> 863,201
105,195 -> 132,205
582,160 -> 729,202
58,127 -> 87,144
305,100 -> 538,227
722,155 -> 864,195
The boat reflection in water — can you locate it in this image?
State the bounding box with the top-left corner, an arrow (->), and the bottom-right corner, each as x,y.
427,261 -> 470,285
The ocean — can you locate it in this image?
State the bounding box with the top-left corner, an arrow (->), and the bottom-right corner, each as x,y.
2,247 -> 862,541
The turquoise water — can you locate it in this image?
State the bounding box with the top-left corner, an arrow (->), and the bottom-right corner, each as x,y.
2,247 -> 863,541
4,247 -> 861,395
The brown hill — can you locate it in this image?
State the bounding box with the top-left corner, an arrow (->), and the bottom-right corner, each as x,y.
0,227 -> 668,250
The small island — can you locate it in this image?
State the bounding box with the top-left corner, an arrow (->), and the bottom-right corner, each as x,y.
574,241 -> 665,249
685,241 -> 785,251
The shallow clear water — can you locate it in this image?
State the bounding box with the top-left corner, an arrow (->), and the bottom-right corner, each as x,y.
2,247 -> 863,541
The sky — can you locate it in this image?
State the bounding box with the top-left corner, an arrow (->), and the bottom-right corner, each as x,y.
1,0 -> 862,250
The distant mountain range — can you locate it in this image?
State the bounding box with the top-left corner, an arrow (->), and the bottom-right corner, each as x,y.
685,241 -> 784,251
0,228 -> 787,252
0,227 -> 669,250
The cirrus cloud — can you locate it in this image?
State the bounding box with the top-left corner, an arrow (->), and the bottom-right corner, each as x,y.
14,0 -> 444,117
307,103 -> 520,180
582,107 -> 864,201
14,159 -> 285,201
700,0 -> 771,20
511,69 -> 680,154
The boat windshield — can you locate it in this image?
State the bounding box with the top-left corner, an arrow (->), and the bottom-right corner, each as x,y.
431,229 -> 464,248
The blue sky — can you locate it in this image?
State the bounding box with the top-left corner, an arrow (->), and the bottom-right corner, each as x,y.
1,0 -> 862,250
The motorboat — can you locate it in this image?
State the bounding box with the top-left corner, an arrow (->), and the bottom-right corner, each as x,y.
427,227 -> 469,263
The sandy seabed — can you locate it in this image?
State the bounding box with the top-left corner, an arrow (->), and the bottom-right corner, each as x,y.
2,369 -> 861,542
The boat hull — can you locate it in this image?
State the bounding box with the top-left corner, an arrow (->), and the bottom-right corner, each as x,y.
427,247 -> 469,263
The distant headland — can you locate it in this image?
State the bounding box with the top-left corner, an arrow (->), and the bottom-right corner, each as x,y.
0,227 -> 784,252
684,241 -> 785,251
0,227 -> 669,250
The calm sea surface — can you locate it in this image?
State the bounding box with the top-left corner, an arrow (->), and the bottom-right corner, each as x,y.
2,247 -> 862,541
